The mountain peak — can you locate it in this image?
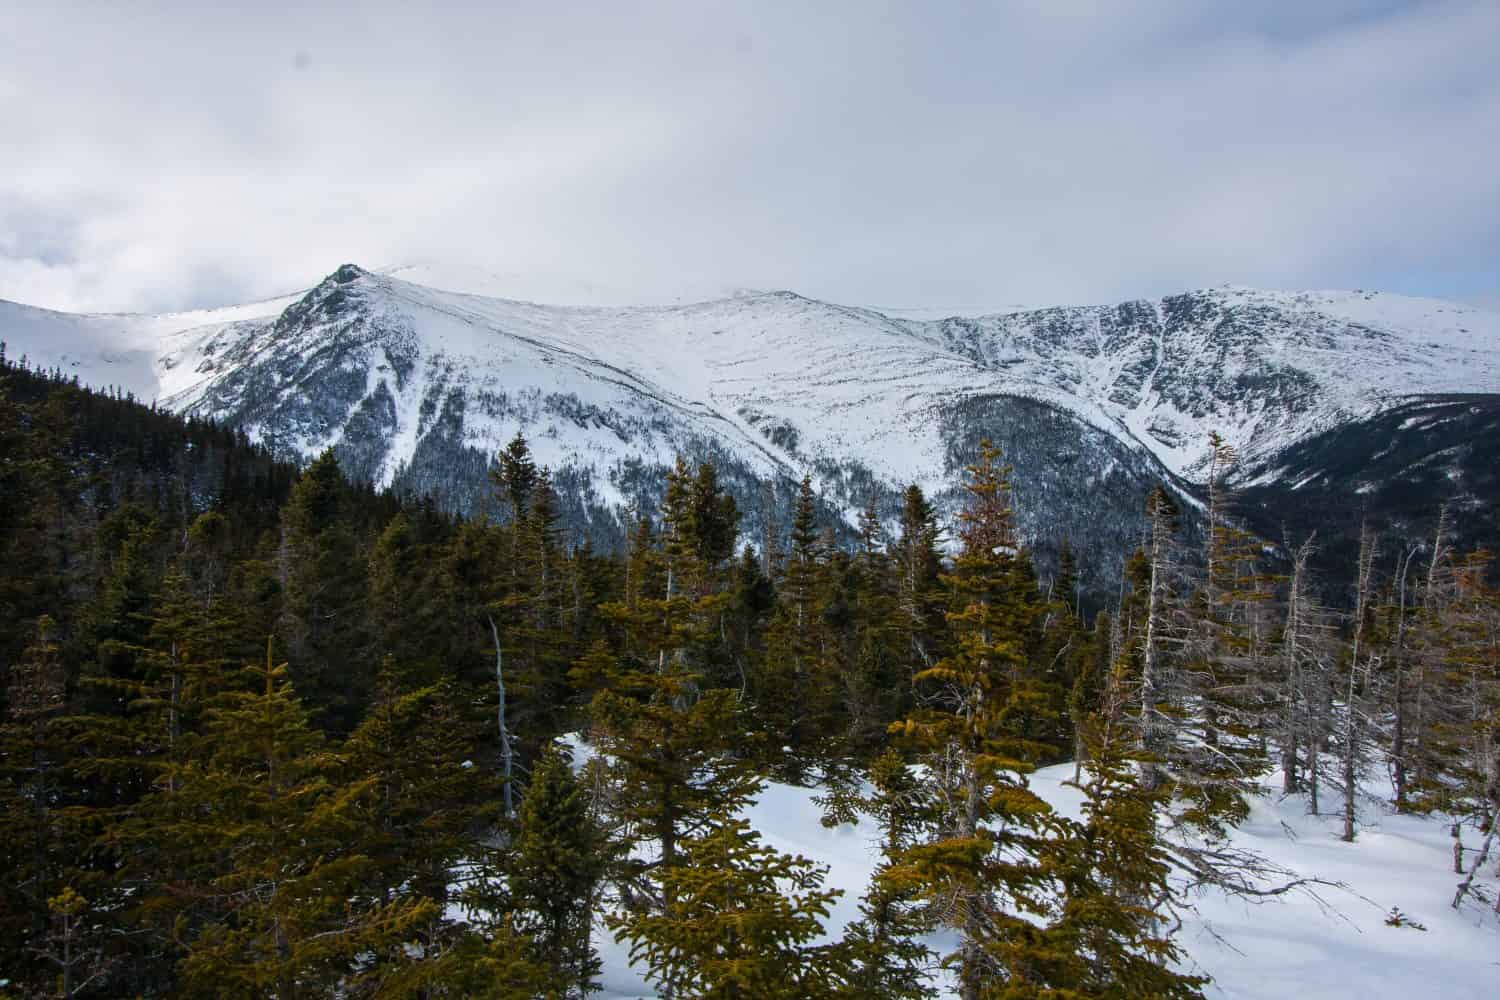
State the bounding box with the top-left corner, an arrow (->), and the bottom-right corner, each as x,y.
330,263 -> 368,285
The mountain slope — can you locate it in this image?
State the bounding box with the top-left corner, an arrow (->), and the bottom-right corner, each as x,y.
0,292 -> 302,402
4,266 -> 1497,588
147,266 -> 1182,570
1236,394 -> 1500,583
911,287 -> 1500,481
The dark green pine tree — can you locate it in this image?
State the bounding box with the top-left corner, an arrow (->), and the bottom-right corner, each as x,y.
1183,432 -> 1276,831
509,466 -> 573,751
885,440 -> 1057,1000
495,431 -> 541,527
836,497 -> 908,755
277,449 -> 372,732
115,568 -> 243,776
1053,539 -> 1079,616
760,474 -> 840,765
613,812 -> 846,1000
72,504 -> 163,727
892,484 -> 949,679
341,664 -> 491,950
843,750 -> 936,1000
1066,612 -> 1114,780
420,916 -> 552,999
152,641 -> 433,997
367,512 -> 448,687
589,459 -> 760,936
724,545 -> 774,703
0,616 -> 93,992
507,742 -> 608,998
1009,662 -> 1208,1000
588,624 -> 758,887
487,434 -> 572,796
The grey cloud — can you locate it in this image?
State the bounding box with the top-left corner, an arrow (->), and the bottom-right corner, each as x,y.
1,0 -> 1497,313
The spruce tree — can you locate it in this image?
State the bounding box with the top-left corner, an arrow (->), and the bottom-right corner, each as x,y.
612,813 -> 845,999
843,750 -> 936,999
508,742 -> 607,997
838,497 -> 907,755
342,664 -> 489,923
1016,658 -> 1208,999
152,641 -> 433,996
1187,433 -> 1276,824
277,450 -> 371,732
885,440 -> 1056,1000
589,459 -> 758,912
892,484 -> 948,677
0,615 -> 88,991
761,474 -> 840,766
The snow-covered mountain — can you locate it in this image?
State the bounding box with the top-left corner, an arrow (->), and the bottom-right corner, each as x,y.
5,265 -> 1498,582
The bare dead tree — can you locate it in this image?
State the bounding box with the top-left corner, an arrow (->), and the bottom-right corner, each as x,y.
487,613 -> 516,820
1341,523 -> 1378,841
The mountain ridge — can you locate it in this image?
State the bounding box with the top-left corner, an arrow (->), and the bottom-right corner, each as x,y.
4,264 -> 1497,592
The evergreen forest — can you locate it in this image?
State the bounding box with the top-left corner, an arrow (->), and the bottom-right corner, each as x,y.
2,353 -> 1497,999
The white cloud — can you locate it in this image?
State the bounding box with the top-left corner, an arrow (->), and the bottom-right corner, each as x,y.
2,0 -> 1497,313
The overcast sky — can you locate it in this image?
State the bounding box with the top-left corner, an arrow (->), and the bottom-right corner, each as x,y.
3,0 -> 1498,314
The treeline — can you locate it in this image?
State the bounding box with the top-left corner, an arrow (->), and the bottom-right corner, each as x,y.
0,357 -> 1496,998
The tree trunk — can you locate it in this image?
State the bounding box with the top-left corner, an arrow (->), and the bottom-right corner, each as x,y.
487,614 -> 515,820
1392,547 -> 1416,810
1342,526 -> 1375,841
958,748 -> 982,1000
1139,505 -> 1171,793
1453,801 -> 1499,909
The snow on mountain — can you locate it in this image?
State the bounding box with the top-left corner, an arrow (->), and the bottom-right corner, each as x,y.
4,264 -> 1498,574
905,284 -> 1500,481
136,266 -> 1190,565
0,292 -> 302,403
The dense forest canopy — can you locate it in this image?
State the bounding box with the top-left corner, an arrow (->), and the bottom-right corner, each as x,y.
1,354 -> 1495,998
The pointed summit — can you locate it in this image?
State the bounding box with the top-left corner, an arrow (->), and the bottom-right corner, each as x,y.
275,264 -> 376,334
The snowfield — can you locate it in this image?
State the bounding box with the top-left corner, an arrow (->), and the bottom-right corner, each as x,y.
582,750 -> 1498,999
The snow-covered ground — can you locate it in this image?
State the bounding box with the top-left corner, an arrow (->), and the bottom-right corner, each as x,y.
589,754 -> 1498,998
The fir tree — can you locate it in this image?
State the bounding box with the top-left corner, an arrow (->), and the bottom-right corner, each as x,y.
612,814 -> 845,999
838,497 -> 908,755
761,474 -> 840,766
342,664 -> 489,926
843,750 -> 936,999
1015,658 -> 1208,999
508,742 -> 607,997
152,641 -> 433,996
589,460 -> 759,912
277,450 -> 372,732
0,616 -> 88,991
892,484 -> 948,677
886,440 -> 1056,1000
